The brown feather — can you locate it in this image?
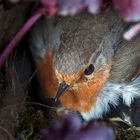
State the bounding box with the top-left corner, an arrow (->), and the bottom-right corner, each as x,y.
110,36 -> 140,83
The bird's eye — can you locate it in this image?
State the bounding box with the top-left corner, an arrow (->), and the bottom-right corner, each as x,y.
84,64 -> 94,75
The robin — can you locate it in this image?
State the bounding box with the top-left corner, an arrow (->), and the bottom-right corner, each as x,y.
30,11 -> 140,124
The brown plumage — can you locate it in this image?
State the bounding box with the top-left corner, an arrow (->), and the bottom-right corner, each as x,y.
30,11 -> 140,122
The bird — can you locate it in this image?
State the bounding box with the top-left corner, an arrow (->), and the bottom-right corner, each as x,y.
29,11 -> 140,125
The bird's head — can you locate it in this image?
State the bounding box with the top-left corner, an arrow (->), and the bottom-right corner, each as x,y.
38,42 -> 113,115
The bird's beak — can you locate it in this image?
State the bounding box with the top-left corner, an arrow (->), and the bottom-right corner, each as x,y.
54,81 -> 69,102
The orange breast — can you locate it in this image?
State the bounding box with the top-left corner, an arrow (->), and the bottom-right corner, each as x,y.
38,50 -> 111,113
59,68 -> 111,113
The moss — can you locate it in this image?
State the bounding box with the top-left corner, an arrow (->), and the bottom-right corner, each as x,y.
116,127 -> 140,140
17,106 -> 47,140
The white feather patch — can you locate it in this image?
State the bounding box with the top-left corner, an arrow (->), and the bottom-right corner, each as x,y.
81,76 -> 140,121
